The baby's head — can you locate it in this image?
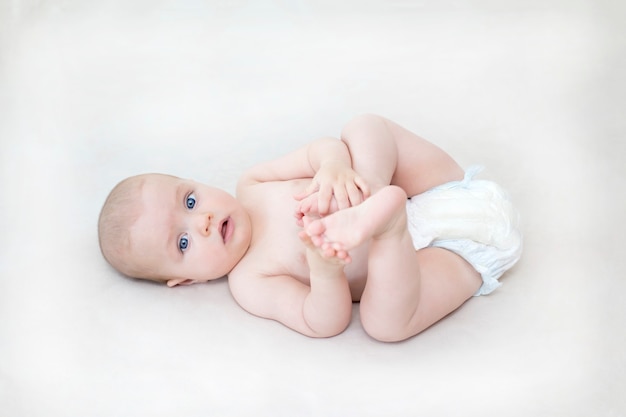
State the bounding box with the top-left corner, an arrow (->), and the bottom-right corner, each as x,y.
98,175 -> 147,279
98,174 -> 252,287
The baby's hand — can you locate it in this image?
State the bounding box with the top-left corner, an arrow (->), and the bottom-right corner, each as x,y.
294,192 -> 339,227
294,160 -> 370,217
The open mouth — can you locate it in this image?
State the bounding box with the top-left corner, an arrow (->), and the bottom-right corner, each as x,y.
220,217 -> 232,243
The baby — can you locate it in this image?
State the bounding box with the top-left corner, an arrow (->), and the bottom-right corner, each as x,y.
98,114 -> 522,342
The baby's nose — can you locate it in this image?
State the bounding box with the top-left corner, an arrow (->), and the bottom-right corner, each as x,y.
198,212 -> 213,236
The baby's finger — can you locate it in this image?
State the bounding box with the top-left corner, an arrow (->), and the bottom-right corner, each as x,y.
293,180 -> 320,201
346,182 -> 364,207
294,209 -> 305,227
354,176 -> 370,199
333,185 -> 350,210
317,184 -> 334,215
294,209 -> 304,224
294,200 -> 303,215
298,197 -> 313,216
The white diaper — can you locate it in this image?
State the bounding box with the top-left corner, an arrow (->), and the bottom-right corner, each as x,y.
405,166 -> 522,296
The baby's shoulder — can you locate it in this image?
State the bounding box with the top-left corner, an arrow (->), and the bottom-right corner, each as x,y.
228,247 -> 277,281
226,254 -> 291,311
229,236 -> 304,285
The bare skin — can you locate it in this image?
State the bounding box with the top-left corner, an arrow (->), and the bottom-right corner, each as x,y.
121,114 -> 483,341
303,186 -> 408,261
302,185 -> 482,341
227,114 -> 482,341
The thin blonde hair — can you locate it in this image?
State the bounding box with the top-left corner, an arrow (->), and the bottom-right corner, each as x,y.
98,175 -> 147,278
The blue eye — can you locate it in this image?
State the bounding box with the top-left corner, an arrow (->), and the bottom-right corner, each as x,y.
179,234 -> 189,252
186,193 -> 196,209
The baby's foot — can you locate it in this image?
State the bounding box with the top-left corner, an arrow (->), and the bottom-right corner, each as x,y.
304,186 -> 408,252
298,229 -> 351,264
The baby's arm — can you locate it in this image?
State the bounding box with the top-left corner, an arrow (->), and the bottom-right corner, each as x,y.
228,254 -> 353,338
238,137 -> 369,216
239,137 -> 349,186
294,114 -> 463,220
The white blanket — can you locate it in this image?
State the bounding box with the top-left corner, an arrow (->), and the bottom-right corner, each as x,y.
1,1 -> 624,416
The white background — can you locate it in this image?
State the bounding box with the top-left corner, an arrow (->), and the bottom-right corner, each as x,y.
1,1 -> 625,416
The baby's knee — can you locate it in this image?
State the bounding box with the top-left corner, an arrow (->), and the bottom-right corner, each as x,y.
360,308 -> 412,343
341,113 -> 385,137
361,318 -> 409,343
384,185 -> 408,201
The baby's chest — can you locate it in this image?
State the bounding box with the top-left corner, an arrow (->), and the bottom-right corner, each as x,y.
252,216 -> 312,281
251,217 -> 369,289
243,181 -> 369,284
244,182 -> 311,275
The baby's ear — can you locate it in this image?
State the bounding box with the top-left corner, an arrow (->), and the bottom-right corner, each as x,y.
166,278 -> 196,287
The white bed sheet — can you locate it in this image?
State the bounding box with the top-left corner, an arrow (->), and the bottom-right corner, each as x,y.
1,1 -> 625,416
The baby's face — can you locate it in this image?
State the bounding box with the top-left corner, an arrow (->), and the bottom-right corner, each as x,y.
129,174 -> 251,286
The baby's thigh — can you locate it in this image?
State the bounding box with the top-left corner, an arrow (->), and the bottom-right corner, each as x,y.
410,248 -> 482,330
360,247 -> 481,341
388,119 -> 464,196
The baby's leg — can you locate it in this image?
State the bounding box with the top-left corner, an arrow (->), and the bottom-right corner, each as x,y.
304,185 -> 482,342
